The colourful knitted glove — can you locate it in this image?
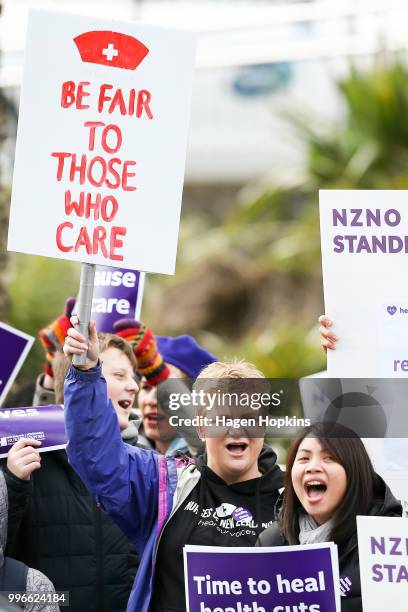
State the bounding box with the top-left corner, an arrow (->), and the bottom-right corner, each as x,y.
113,318 -> 170,385
38,297 -> 76,377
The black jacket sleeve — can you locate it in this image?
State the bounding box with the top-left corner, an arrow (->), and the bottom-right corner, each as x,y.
2,465 -> 31,556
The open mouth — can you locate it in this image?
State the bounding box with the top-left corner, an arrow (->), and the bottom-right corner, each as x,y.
144,413 -> 165,425
225,442 -> 249,456
118,400 -> 132,410
304,480 -> 327,501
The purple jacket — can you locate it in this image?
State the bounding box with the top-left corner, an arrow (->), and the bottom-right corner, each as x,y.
64,364 -> 199,612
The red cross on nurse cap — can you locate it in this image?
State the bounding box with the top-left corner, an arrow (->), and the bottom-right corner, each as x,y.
73,31 -> 149,70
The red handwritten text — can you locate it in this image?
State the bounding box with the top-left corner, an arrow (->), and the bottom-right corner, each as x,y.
56,222 -> 127,261
54,77 -> 148,262
51,152 -> 136,191
61,81 -> 153,119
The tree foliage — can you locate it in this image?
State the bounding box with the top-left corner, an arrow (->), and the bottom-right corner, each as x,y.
148,59 -> 408,378
7,58 -> 408,391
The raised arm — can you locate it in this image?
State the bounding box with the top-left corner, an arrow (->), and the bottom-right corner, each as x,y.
63,319 -> 161,551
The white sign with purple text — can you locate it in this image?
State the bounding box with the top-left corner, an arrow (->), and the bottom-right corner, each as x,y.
357,516 -> 408,611
320,190 -> 408,377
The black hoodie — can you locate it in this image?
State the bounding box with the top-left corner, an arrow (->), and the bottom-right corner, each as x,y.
3,449 -> 139,612
150,445 -> 284,612
256,475 -> 402,612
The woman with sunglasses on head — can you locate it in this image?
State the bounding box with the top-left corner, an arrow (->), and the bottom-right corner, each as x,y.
256,422 -> 402,611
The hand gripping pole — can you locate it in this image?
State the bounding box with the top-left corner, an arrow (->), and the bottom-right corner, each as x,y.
72,263 -> 96,367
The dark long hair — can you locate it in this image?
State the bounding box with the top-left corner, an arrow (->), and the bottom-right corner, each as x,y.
280,422 -> 378,545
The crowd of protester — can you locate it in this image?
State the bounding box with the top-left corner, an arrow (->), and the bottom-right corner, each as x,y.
0,303 -> 402,611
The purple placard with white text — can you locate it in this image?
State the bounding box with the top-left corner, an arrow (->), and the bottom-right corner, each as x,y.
184,544 -> 340,612
0,322 -> 34,406
0,404 -> 67,458
83,266 -> 144,332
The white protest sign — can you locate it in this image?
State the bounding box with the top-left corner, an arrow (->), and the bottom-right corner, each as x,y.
357,516 -> 408,611
319,190 -> 408,500
8,9 -> 196,274
320,190 -> 408,377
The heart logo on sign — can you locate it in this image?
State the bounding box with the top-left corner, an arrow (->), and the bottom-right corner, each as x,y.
387,306 -> 397,316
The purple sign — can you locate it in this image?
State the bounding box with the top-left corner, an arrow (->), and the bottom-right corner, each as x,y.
0,405 -> 67,458
89,266 -> 145,332
0,322 -> 34,406
184,544 -> 340,612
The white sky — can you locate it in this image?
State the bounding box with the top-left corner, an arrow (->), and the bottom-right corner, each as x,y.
2,0 -> 408,182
